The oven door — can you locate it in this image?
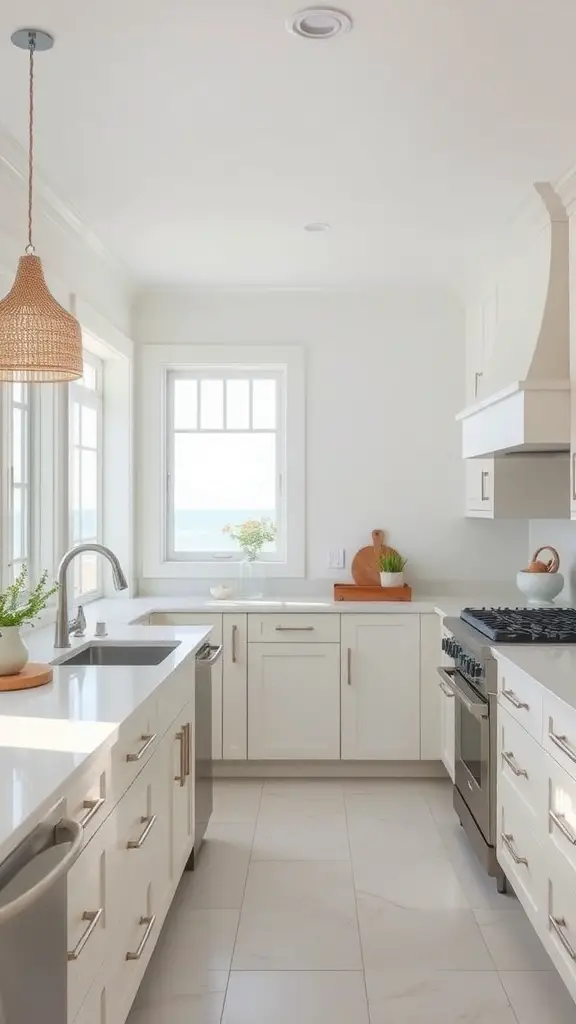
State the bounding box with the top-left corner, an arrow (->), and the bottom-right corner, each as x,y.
437,666 -> 491,841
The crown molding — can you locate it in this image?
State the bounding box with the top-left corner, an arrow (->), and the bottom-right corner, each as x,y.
0,123 -> 133,284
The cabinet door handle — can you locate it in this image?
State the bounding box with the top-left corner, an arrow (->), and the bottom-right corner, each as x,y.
474,371 -> 483,398
501,751 -> 528,778
347,647 -> 352,686
572,452 -> 576,503
232,624 -> 238,663
184,722 -> 191,776
438,680 -> 455,698
549,727 -> 576,765
501,688 -> 529,711
79,796 -> 105,829
550,810 -> 576,846
549,915 -> 576,960
174,730 -> 186,786
127,814 -> 158,850
67,908 -> 103,961
126,734 -> 156,762
126,914 -> 156,961
501,832 -> 528,866
275,625 -> 315,632
481,470 -> 490,502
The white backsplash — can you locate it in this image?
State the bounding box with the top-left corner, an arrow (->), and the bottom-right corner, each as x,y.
529,520 -> 576,604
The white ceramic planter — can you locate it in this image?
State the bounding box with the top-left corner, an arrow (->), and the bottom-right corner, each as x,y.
380,571 -> 404,589
516,571 -> 564,606
0,627 -> 29,675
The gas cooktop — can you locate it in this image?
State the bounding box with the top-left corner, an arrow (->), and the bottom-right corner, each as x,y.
460,607 -> 576,643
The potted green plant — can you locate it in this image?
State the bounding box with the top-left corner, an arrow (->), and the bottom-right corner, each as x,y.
379,551 -> 407,589
0,565 -> 58,675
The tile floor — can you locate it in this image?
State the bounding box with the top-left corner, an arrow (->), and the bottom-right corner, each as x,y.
128,779 -> 575,1023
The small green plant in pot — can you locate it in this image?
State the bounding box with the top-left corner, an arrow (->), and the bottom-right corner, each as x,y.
379,551 -> 407,589
0,565 -> 58,675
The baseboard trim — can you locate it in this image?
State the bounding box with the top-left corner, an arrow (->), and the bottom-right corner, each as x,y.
212,760 -> 447,779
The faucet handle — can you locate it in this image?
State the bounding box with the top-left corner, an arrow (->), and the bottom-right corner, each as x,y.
70,604 -> 86,637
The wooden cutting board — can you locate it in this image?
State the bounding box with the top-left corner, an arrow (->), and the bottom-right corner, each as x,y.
351,529 -> 400,586
0,663 -> 53,692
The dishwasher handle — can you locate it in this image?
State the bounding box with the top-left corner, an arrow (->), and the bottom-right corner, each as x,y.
196,644 -> 223,667
0,818 -> 83,925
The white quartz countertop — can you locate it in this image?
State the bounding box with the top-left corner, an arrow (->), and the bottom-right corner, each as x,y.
494,644 -> 576,713
0,623 -> 211,862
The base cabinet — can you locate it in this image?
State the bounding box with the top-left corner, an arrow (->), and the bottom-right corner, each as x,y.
248,643 -> 340,759
341,615 -> 420,759
222,615 -> 248,759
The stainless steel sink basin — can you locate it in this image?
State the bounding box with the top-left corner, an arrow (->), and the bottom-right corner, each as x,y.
54,642 -> 180,667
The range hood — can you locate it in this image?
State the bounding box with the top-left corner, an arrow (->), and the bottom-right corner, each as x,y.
457,182 -> 570,458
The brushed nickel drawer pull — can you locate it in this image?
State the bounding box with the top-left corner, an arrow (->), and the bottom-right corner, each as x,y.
549,915 -> 576,960
174,729 -> 185,786
502,688 -> 529,711
126,734 -> 156,762
481,470 -> 490,502
347,647 -> 352,686
550,810 -> 576,846
127,814 -> 157,850
184,721 -> 191,777
275,625 -> 315,631
502,751 -> 528,778
126,914 -> 156,961
549,728 -> 576,765
501,832 -> 528,866
67,908 -> 103,961
573,452 -> 576,503
232,624 -> 238,663
79,797 -> 105,828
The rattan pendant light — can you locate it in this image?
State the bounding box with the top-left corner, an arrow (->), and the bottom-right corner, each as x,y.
0,29 -> 82,382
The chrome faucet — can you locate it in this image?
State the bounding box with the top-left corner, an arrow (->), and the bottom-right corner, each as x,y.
54,543 -> 128,648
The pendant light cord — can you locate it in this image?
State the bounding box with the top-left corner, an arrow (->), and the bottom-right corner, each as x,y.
26,34 -> 35,255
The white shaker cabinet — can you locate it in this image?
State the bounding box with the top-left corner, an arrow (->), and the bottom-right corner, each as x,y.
341,615 -> 420,760
248,642 -> 340,759
222,614 -> 248,759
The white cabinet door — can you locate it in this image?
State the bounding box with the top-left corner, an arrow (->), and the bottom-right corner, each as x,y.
465,458 -> 494,516
248,643 -> 340,759
341,615 -> 420,760
171,703 -> 194,878
439,628 -> 456,780
223,614 -> 248,759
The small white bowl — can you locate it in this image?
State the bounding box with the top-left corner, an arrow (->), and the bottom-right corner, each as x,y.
516,571 -> 564,605
210,586 -> 234,601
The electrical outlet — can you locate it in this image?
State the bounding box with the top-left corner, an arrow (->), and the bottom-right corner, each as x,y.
328,548 -> 345,570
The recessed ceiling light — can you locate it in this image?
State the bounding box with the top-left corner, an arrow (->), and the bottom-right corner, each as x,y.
304,222 -> 331,232
288,7 -> 353,39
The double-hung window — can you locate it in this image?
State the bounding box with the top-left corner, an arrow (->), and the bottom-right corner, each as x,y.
167,370 -> 284,561
69,354 -> 103,599
4,384 -> 31,583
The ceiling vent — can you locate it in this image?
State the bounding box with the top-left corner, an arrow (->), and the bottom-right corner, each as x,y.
288,7 -> 353,39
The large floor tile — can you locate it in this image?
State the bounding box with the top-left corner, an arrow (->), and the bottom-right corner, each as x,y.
474,909 -> 553,970
499,970 -> 576,1024
438,823 -> 518,910
263,779 -> 345,798
222,971 -> 369,1024
345,788 -> 434,822
232,907 -> 362,970
128,991 -> 226,1024
251,815 -> 350,861
135,907 -> 238,1004
421,780 -> 461,824
243,860 -> 357,914
258,793 -> 345,823
186,824 -> 253,909
357,895 -> 494,970
353,854 -> 469,910
347,814 -> 444,862
365,969 -> 517,1023
211,781 -> 262,823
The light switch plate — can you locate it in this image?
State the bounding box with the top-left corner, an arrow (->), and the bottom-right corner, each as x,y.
328,548 -> 345,570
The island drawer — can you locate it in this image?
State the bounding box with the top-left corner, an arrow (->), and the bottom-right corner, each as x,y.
498,705 -> 546,825
248,613 -> 340,643
543,691 -> 576,783
66,750 -> 111,847
111,698 -> 158,802
498,661 -> 543,741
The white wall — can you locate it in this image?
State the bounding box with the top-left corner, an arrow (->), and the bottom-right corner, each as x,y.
133,287 -> 528,593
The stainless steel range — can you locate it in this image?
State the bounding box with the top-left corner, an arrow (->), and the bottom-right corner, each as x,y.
439,606 -> 576,894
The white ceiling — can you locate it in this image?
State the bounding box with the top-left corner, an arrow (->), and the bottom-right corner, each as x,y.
1,0 -> 576,289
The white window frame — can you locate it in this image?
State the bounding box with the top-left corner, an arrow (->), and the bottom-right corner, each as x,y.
140,345 -> 305,579
1,383 -> 33,587
68,351 -> 104,600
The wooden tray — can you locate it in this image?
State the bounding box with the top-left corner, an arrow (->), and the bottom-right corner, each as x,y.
0,663 -> 53,692
334,584 -> 412,602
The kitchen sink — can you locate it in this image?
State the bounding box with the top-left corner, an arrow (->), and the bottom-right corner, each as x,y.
54,642 -> 180,667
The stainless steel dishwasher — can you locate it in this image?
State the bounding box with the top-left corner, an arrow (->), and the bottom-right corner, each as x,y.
187,642 -> 223,869
0,803 -> 83,1024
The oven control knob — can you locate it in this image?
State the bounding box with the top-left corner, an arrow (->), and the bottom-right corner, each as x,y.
473,662 -> 483,678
